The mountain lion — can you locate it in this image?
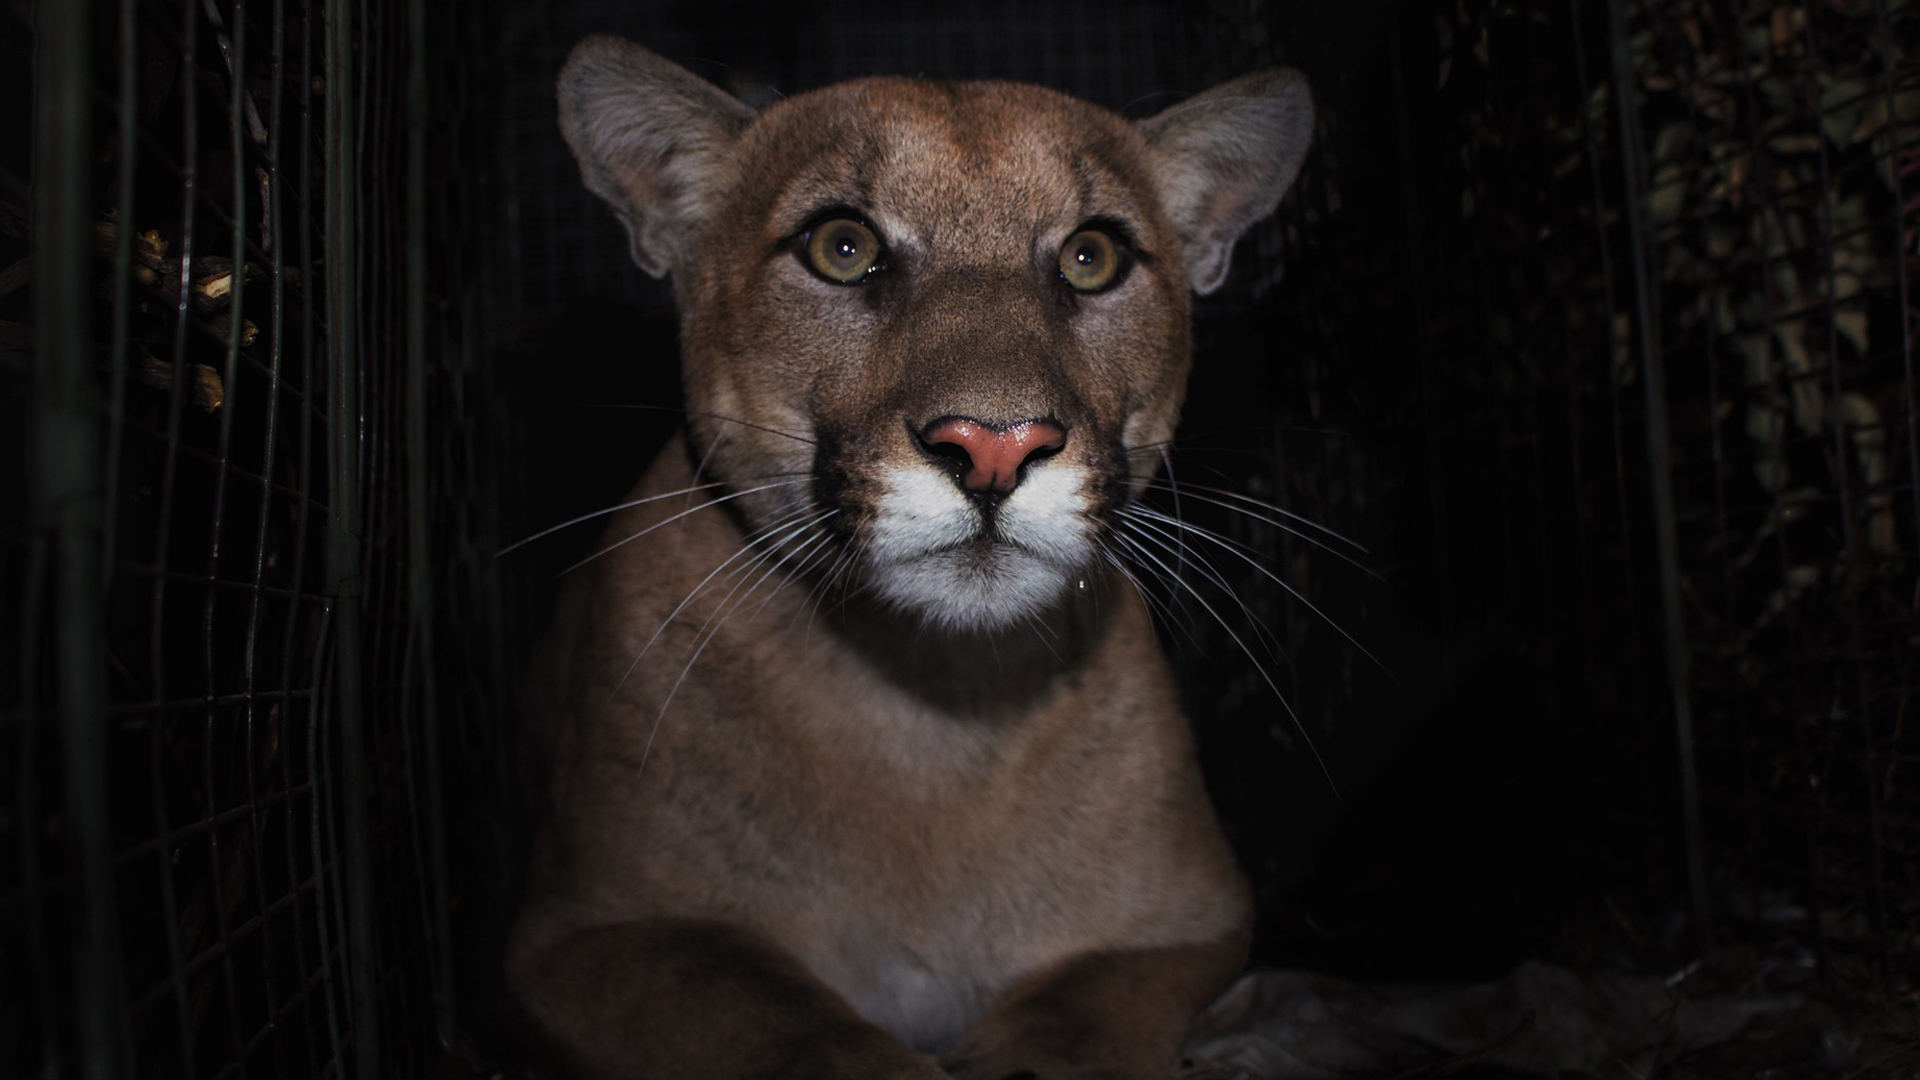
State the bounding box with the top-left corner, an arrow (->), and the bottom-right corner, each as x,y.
507,37 -> 1314,1080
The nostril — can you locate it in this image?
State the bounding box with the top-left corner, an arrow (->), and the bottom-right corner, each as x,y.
917,417 -> 986,488
923,436 -> 974,467
1013,421 -> 1067,462
918,416 -> 1068,495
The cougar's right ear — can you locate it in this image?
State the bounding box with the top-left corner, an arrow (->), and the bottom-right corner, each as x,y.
558,37 -> 755,278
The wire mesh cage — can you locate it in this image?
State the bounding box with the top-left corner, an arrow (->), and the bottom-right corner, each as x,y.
6,0 -> 1919,1077
2,1 -> 499,1075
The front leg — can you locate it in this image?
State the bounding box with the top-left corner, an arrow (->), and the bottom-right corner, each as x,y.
943,936 -> 1248,1080
507,914 -> 948,1080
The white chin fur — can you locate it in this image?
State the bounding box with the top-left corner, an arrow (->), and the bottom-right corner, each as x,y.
866,463 -> 1092,632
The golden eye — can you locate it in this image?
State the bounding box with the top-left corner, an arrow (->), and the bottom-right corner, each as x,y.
1058,227 -> 1122,292
805,217 -> 882,284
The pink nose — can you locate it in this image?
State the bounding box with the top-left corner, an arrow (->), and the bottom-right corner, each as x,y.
920,417 -> 1067,494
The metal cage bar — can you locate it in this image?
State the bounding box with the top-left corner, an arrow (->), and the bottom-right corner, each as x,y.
9,0 -> 460,1075
30,2 -> 129,1079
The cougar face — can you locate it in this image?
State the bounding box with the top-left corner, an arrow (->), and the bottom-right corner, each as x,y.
655,80 -> 1188,631
562,48 -> 1308,633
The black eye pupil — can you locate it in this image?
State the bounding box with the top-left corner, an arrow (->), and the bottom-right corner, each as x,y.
1076,246 -> 1097,266
836,238 -> 858,259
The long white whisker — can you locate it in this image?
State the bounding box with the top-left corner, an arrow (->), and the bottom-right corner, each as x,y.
1021,611 -> 1067,665
687,431 -> 727,496
638,514 -> 840,776
1141,480 -> 1371,555
1158,446 -> 1191,588
1136,482 -> 1381,581
1109,531 -> 1337,796
687,519 -> 835,650
814,533 -> 879,627
577,403 -> 818,446
613,505 -> 829,695
748,526 -> 842,620
557,478 -> 813,577
837,549 -> 882,612
1124,506 -> 1394,679
799,544 -> 861,642
496,479 -> 742,556
1126,424 -> 1359,458
674,432 -> 732,561
1122,509 -> 1290,660
1116,515 -> 1285,664
1095,541 -> 1192,644
1121,506 -> 1297,659
1129,456 -> 1248,495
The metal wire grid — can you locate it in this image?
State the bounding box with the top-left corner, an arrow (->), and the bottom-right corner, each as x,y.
1162,0 -> 1919,989
6,1 -> 457,1077
1349,0 -> 1920,969
1602,0 -> 1920,969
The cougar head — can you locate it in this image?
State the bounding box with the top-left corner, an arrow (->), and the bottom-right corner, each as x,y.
558,39 -> 1312,633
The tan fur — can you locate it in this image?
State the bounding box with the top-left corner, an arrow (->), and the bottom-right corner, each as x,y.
509,38 -> 1313,1080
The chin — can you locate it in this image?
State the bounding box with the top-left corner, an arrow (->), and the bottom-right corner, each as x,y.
869,546 -> 1077,634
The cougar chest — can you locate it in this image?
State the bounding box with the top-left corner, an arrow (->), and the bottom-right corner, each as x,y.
786,795 -> 1084,1056
750,661 -> 1167,1056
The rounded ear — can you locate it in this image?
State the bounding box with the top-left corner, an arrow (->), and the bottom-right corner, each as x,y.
557,37 -> 755,278
1136,69 -> 1314,295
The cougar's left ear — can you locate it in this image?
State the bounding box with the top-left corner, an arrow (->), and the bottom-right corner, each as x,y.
1137,69 -> 1313,295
